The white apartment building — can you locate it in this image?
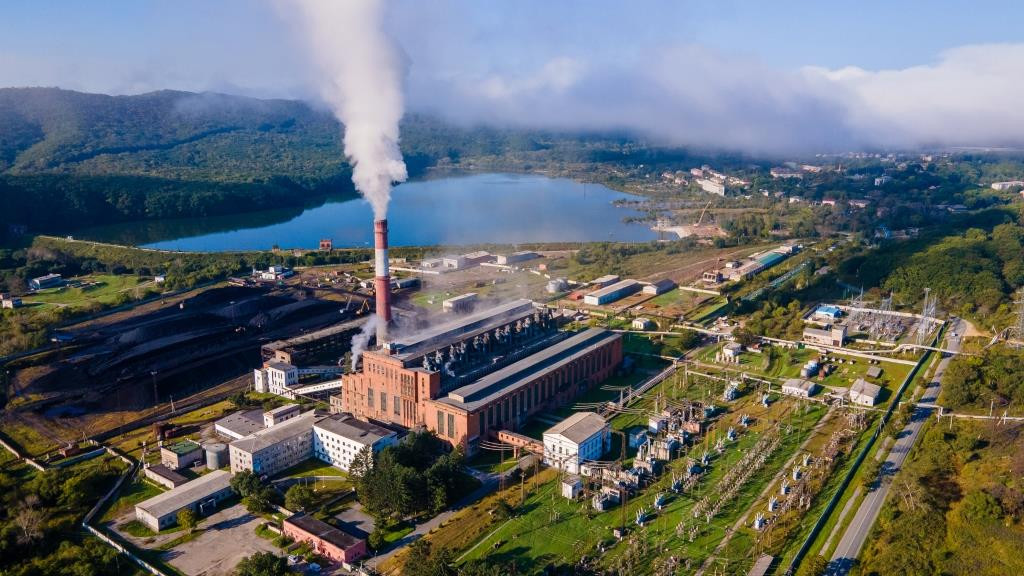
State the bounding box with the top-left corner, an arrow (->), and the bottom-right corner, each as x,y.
254,362 -> 298,396
312,415 -> 397,471
543,412 -> 610,476
697,178 -> 726,196
230,411 -> 318,476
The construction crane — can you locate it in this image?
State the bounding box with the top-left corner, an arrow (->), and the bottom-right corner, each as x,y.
696,196 -> 712,224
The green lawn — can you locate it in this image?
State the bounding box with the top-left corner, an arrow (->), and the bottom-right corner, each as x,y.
459,399 -> 825,573
696,344 -> 913,406
381,521 -> 415,545
101,478 -> 165,523
468,449 -> 522,475
22,274 -> 150,309
272,459 -> 350,479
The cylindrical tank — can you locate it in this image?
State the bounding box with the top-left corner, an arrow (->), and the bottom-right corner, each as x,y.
204,442 -> 229,470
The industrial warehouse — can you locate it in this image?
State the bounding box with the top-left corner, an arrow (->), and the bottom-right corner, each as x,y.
340,299 -> 624,454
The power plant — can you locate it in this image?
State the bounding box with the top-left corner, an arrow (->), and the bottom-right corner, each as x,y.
339,298 -> 624,455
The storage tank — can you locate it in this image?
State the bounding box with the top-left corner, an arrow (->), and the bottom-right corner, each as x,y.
204,442 -> 229,470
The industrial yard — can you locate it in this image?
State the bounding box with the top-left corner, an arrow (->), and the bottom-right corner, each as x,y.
0,234 -> 949,576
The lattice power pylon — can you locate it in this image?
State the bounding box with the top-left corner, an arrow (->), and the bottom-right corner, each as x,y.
1013,289 -> 1024,348
915,288 -> 937,345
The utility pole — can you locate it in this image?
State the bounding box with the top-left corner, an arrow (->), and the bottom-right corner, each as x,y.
151,370 -> 159,405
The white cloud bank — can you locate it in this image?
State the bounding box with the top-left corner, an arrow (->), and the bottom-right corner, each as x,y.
405,43 -> 1024,154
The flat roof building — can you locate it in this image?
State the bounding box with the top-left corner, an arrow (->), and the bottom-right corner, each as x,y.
496,251 -> 540,265
160,439 -> 203,471
253,361 -> 299,397
591,275 -> 620,288
427,329 -> 622,454
632,318 -> 654,330
442,293 -> 478,314
264,404 -> 301,427
803,325 -> 847,347
215,409 -> 266,440
724,260 -> 764,281
781,378 -> 819,399
813,305 -> 842,321
342,300 -> 622,455
135,470 -> 233,532
543,412 -> 610,476
230,411 -> 320,477
313,415 -> 398,472
584,279 -> 641,306
143,464 -> 189,490
723,342 -> 743,358
282,513 -> 367,564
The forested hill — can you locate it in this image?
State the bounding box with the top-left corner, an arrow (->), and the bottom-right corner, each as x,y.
0,87 -> 591,236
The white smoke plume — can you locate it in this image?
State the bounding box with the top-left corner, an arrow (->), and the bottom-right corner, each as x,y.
293,0 -> 408,219
350,314 -> 380,370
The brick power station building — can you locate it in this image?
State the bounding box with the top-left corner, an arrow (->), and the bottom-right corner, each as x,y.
341,299 -> 623,455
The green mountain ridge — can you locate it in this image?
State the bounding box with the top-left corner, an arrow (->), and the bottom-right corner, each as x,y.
0,87 -> 577,236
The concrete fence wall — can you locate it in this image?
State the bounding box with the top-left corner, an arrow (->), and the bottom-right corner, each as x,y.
0,432 -> 46,471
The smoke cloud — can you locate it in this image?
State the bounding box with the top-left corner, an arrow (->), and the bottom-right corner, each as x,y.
293,0 -> 407,218
350,314 -> 379,370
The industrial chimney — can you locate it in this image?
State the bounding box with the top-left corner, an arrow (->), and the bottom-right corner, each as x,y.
373,219 -> 392,342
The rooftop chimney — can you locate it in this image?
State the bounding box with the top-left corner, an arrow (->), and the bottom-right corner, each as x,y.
374,219 -> 392,342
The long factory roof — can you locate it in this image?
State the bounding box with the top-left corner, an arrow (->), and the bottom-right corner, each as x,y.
135,470 -> 232,519
586,279 -> 640,299
436,328 -> 620,412
383,299 -> 537,364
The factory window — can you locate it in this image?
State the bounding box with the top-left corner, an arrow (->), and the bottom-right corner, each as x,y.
393,396 -> 400,416
367,388 -> 374,408
503,399 -> 509,422
380,392 -> 387,412
512,395 -> 518,416
478,415 -> 484,437
447,414 -> 455,438
437,411 -> 444,433
488,405 -> 494,426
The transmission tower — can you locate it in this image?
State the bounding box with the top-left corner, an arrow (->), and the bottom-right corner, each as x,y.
916,288 -> 937,345
1013,289 -> 1024,348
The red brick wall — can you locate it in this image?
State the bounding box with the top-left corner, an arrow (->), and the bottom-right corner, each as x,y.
282,523 -> 368,564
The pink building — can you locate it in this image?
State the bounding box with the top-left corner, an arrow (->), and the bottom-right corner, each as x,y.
282,513 -> 368,564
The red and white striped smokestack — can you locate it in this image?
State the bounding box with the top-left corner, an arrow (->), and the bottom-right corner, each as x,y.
373,219 -> 392,342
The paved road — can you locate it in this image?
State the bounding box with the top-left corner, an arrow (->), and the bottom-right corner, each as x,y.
827,319 -> 963,575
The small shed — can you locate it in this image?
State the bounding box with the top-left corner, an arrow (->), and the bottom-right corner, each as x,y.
631,318 -> 654,331
866,365 -> 883,379
561,475 -> 583,500
723,342 -> 744,359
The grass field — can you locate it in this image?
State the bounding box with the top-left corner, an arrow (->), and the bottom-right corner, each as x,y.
696,344 -> 913,405
456,400 -> 825,573
22,274 -> 151,310
273,458 -> 350,479
100,477 -> 165,523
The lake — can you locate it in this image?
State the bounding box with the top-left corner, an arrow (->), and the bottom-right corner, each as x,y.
77,173 -> 658,251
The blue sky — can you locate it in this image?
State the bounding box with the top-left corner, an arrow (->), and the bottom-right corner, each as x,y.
2,1 -> 1023,151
